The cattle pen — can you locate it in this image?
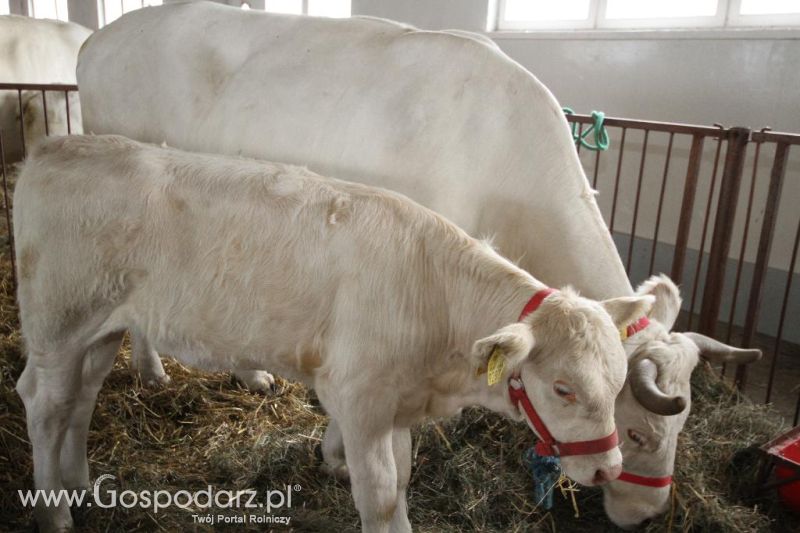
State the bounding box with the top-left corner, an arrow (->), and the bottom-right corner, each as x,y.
0,82 -> 799,531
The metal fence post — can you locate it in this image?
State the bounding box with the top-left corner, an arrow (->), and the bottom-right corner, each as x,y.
736,141 -> 790,388
670,135 -> 705,286
697,127 -> 750,337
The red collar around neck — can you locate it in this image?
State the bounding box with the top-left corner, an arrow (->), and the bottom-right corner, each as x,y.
508,288 -> 620,458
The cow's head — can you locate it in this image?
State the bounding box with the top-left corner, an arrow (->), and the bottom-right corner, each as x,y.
472,288 -> 653,486
603,275 -> 762,529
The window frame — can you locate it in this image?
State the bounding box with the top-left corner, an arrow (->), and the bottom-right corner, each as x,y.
495,0 -> 800,32
727,0 -> 800,27
27,0 -> 69,21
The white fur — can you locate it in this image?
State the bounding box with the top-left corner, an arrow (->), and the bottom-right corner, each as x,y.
14,135 -> 651,533
0,15 -> 89,163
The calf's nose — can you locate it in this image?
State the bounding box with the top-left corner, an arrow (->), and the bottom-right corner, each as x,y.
593,464 -> 622,485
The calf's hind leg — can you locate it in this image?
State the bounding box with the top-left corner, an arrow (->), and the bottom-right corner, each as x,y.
130,331 -> 171,387
60,332 -> 124,490
17,345 -> 86,532
321,417 -> 350,480
131,332 -> 276,393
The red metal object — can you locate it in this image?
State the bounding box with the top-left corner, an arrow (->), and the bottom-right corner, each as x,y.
761,426 -> 800,511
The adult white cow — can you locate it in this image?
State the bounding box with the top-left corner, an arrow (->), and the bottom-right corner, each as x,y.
0,15 -> 89,162
76,3 -> 762,527
15,135 -> 652,533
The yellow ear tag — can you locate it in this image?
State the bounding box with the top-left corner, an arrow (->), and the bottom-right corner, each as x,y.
619,326 -> 629,341
487,346 -> 506,386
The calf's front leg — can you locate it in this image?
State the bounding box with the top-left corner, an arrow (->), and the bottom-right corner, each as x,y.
340,420 -> 400,533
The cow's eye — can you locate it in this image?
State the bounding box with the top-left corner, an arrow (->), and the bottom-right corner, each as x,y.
627,429 -> 648,447
553,380 -> 576,402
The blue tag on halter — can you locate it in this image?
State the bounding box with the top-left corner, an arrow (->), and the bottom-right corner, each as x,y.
524,447 -> 562,510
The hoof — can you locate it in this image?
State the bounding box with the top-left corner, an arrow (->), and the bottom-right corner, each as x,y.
140,372 -> 172,388
34,506 -> 73,533
320,461 -> 350,482
234,370 -> 277,394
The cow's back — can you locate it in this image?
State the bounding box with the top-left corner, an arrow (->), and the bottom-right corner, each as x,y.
0,16 -> 90,161
78,2 -> 631,299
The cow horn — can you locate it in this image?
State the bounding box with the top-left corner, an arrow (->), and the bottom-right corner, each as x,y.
683,332 -> 762,365
629,358 -> 687,416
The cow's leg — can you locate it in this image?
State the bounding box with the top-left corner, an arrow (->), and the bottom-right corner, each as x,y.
130,331 -> 170,387
232,369 -> 276,394
60,333 -> 123,490
17,346 -> 84,532
341,424 -> 398,533
318,393 -> 398,533
390,427 -> 412,533
320,417 -> 349,480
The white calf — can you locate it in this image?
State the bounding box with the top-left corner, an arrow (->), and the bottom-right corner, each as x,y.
14,135 -> 653,532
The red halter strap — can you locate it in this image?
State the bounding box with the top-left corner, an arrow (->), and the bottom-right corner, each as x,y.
617,471 -> 672,488
622,316 -> 651,340
508,289 -> 620,458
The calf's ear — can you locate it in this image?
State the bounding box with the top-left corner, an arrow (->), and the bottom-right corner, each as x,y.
601,295 -> 655,329
471,323 -> 535,375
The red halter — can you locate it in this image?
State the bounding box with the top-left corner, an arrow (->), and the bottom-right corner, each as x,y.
622,316 -> 651,339
617,471 -> 672,488
508,289 -> 620,458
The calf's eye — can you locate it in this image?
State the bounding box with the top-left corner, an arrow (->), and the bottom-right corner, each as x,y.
627,429 -> 648,447
553,380 -> 576,402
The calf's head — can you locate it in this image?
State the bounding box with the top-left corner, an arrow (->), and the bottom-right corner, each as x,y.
472,288 -> 654,486
603,275 -> 762,529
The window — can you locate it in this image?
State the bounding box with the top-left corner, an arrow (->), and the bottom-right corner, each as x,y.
99,0 -> 162,27
0,0 -> 9,16
264,0 -> 351,18
496,0 -> 800,30
28,0 -> 69,21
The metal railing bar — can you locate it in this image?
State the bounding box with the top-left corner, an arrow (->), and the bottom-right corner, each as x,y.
765,214 -> 800,404
698,127 -> 750,337
688,136 -> 724,331
609,127 -> 627,233
17,90 -> 25,159
627,129 -> 649,272
725,141 -> 762,349
0,82 -> 78,91
649,132 -> 674,276
0,133 -> 15,289
41,90 -> 49,137
64,90 -> 71,135
751,130 -> 800,145
566,113 -> 728,137
739,142 -> 790,391
671,134 -> 705,287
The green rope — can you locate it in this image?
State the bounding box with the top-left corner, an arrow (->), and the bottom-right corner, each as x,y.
563,107 -> 610,151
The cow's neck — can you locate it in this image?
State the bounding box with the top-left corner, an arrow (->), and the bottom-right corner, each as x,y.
422,246 -> 542,418
467,105 -> 635,301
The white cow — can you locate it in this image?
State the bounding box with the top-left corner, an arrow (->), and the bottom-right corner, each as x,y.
76,3 -> 761,527
0,15 -> 88,162
14,135 -> 653,533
